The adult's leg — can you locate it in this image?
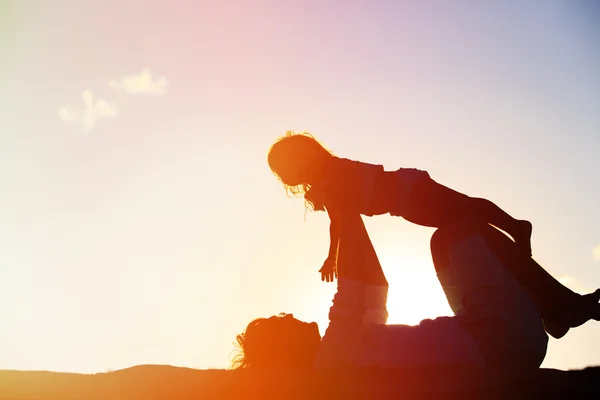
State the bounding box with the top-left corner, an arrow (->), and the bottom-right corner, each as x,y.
482,225 -> 577,308
482,224 -> 600,338
431,223 -> 548,368
333,212 -> 485,367
432,223 -> 575,318
433,223 -> 600,338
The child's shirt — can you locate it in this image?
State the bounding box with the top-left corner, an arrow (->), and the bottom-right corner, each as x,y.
304,158 -> 384,214
305,158 -> 429,217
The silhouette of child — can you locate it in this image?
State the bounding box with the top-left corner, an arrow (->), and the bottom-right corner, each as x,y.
267,131 -> 533,281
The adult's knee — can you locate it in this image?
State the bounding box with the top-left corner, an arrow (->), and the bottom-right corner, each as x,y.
430,228 -> 448,257
430,228 -> 451,272
430,223 -> 487,272
431,223 -> 481,254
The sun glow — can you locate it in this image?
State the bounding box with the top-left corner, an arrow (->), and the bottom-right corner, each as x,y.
379,254 -> 454,326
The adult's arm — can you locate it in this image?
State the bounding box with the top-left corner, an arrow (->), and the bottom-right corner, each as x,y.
335,211 -> 388,287
318,209 -> 390,369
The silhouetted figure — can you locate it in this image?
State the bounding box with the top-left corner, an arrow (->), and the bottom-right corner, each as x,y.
232,211 -> 600,370
267,131 -> 533,280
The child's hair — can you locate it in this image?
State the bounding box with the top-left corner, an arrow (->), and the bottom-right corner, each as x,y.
267,131 -> 333,210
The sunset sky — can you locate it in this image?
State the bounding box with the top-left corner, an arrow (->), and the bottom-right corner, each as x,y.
1,0 -> 599,373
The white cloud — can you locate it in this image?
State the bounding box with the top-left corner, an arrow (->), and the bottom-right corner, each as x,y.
58,90 -> 120,132
59,68 -> 167,131
593,244 -> 600,261
109,69 -> 168,95
58,104 -> 79,124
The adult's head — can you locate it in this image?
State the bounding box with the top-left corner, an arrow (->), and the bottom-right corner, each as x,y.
230,313 -> 321,369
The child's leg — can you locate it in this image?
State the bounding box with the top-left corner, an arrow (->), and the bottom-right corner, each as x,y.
404,175 -> 533,256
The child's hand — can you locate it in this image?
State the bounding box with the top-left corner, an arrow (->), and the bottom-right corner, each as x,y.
319,256 -> 337,283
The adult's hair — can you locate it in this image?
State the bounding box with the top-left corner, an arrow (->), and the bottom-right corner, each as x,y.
230,313 -> 320,369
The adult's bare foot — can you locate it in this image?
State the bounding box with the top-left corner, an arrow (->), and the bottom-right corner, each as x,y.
543,289 -> 600,339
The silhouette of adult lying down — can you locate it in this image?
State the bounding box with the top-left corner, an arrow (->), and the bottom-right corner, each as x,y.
232,212 -> 600,370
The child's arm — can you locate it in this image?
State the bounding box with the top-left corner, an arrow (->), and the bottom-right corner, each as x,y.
319,206 -> 341,282
328,218 -> 340,260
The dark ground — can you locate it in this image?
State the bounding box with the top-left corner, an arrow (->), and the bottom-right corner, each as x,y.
1,365 -> 599,399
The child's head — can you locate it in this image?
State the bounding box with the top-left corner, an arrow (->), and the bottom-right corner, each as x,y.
267,131 -> 334,198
